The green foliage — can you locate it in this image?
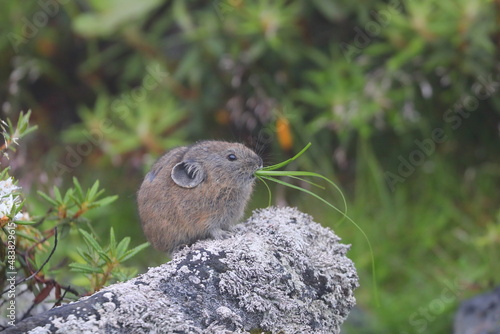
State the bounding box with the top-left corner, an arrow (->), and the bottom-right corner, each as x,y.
471,210 -> 500,286
70,228 -> 149,291
1,113 -> 147,314
38,178 -> 118,222
2,0 -> 500,332
255,143 -> 379,305
0,110 -> 37,154
62,87 -> 189,156
73,0 -> 163,38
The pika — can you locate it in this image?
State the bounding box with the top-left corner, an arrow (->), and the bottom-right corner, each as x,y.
137,141 -> 263,255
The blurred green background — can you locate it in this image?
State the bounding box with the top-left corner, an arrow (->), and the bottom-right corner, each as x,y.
2,0 -> 500,332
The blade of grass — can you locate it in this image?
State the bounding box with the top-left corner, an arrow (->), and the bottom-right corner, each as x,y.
257,176 -> 273,207
259,175 -> 379,306
256,170 -> 347,216
285,175 -> 326,190
259,175 -> 345,219
260,142 -> 312,171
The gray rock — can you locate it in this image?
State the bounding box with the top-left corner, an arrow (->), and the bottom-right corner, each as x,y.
3,206 -> 358,334
454,286 -> 500,334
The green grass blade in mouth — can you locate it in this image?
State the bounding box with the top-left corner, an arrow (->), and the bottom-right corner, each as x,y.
254,142 -> 379,306
282,175 -> 326,190
258,175 -> 346,221
255,170 -> 347,217
257,175 -> 273,207
260,142 -> 312,171
258,174 -> 379,306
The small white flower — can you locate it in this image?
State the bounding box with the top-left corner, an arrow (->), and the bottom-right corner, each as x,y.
0,201 -> 8,216
0,195 -> 17,217
0,177 -> 20,196
0,177 -> 24,220
17,211 -> 30,221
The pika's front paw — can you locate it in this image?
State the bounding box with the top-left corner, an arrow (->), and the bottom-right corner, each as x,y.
209,228 -> 234,240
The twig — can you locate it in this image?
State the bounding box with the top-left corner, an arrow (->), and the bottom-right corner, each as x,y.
21,226 -> 58,277
2,228 -> 59,295
22,227 -> 58,284
52,285 -> 79,308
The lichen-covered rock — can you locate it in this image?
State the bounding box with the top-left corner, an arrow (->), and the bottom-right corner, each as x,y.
3,207 -> 358,334
454,286 -> 500,334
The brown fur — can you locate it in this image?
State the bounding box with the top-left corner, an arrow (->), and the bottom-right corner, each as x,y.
137,141 -> 262,255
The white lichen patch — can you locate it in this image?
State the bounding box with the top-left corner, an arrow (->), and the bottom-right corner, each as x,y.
12,207 -> 357,334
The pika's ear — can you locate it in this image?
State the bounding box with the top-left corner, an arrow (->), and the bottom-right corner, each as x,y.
171,161 -> 205,188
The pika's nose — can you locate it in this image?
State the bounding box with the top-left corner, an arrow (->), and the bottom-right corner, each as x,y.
257,156 -> 263,169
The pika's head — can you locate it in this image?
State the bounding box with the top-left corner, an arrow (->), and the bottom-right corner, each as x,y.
171,141 -> 263,189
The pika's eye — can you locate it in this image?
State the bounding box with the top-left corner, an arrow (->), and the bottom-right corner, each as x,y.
227,154 -> 237,161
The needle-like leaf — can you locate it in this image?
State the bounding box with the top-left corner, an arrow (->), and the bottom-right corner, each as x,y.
259,142 -> 312,171
254,143 -> 379,306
